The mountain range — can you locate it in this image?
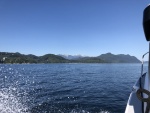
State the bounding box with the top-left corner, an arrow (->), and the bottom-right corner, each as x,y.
0,52 -> 141,64
58,54 -> 84,60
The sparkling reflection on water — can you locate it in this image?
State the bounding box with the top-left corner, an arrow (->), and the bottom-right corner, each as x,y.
0,63 -> 146,113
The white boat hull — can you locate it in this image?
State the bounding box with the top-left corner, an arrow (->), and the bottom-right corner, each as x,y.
125,73 -> 147,113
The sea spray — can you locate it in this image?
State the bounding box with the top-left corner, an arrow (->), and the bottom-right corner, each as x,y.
0,65 -> 30,113
0,87 -> 30,113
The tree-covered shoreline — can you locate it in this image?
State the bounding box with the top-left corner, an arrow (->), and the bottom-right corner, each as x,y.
0,52 -> 141,64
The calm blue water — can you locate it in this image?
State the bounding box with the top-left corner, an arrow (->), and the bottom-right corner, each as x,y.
0,63 -> 147,113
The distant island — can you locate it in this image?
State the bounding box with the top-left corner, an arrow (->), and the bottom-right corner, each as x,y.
0,52 -> 141,64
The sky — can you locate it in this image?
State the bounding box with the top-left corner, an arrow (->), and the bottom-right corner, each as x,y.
0,0 -> 150,60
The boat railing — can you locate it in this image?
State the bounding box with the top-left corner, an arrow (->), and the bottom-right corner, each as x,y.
141,52 -> 149,76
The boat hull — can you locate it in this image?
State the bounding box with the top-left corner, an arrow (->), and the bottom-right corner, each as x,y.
125,73 -> 146,113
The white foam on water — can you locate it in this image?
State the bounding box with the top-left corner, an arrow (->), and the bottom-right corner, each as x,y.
70,109 -> 89,113
99,111 -> 110,113
0,87 -> 30,113
70,109 -> 110,113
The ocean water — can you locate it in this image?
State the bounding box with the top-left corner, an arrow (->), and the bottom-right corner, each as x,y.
0,63 -> 147,113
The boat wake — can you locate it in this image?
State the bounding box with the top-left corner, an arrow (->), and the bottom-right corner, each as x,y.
70,109 -> 110,113
0,86 -> 30,113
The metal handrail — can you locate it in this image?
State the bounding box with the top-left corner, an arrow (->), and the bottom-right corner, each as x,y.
141,52 -> 149,76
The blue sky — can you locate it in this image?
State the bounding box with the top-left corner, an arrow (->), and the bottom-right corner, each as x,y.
0,0 -> 149,60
